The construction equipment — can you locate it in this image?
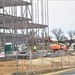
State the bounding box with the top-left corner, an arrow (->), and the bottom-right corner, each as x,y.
50,43 -> 67,53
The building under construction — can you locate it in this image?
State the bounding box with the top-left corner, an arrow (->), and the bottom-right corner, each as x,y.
0,0 -> 49,52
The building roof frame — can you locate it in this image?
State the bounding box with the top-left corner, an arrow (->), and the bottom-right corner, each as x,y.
0,0 -> 31,8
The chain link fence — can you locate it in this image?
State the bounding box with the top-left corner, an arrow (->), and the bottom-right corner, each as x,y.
0,48 -> 75,75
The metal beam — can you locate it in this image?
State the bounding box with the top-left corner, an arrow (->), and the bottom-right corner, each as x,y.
0,0 -> 31,7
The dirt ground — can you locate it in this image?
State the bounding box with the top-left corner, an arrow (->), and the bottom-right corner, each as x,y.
0,55 -> 75,75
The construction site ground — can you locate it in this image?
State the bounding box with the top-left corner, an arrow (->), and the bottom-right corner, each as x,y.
0,54 -> 75,75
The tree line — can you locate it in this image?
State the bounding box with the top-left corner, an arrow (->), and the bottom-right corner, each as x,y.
51,28 -> 75,46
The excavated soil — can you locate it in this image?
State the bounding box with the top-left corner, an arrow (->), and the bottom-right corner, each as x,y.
0,55 -> 75,75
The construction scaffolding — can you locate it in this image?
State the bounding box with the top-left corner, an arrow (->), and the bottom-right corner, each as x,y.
0,0 -> 49,53
0,1 -> 75,75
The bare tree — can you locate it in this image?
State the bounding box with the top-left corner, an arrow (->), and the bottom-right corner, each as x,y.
68,31 -> 75,46
60,34 -> 67,41
51,28 -> 63,42
68,31 -> 75,41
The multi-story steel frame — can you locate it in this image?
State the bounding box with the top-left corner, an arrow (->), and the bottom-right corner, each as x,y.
0,0 -> 49,51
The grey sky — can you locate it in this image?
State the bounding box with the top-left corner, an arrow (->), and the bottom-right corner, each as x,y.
49,1 -> 75,34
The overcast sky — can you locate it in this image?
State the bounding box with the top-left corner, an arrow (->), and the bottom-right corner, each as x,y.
49,1 -> 75,35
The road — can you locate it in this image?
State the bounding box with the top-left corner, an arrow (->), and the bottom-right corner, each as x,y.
57,70 -> 75,75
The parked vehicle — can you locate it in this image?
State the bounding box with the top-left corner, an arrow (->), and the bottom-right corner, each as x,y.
18,50 -> 38,59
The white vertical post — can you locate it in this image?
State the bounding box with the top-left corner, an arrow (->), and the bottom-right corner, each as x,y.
52,50 -> 54,71
47,0 -> 49,37
41,0 -> 44,72
3,0 -> 6,55
29,0 -> 33,74
35,3 -> 37,37
16,48 -> 18,75
60,50 -> 63,69
11,1 -> 14,53
37,0 -> 39,38
68,51 -> 70,68
29,50 -> 32,73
